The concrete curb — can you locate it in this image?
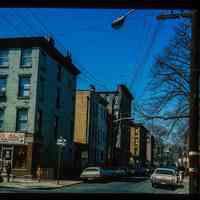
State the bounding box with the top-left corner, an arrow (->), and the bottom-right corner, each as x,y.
0,181 -> 82,190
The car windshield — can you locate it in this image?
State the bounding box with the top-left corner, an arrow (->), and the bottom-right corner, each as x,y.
84,168 -> 100,172
155,169 -> 174,175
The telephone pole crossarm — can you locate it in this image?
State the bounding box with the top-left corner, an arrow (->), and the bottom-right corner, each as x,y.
157,12 -> 192,20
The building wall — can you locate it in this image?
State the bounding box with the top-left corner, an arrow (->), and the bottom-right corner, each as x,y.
74,91 -> 90,144
98,85 -> 133,166
0,47 -> 39,133
130,125 -> 147,165
74,90 -> 108,166
95,102 -> 108,164
36,49 -> 77,170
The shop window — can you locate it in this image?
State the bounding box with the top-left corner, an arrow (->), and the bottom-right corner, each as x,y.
13,146 -> 27,169
0,49 -> 9,67
20,48 -> 32,67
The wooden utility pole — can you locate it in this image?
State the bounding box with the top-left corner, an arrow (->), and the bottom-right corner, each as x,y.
157,10 -> 200,194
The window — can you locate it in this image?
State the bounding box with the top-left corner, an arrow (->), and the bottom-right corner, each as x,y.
57,65 -> 62,81
134,148 -> 138,154
37,110 -> 43,135
56,88 -> 61,108
0,49 -> 9,67
54,116 -> 58,140
101,152 -> 104,161
0,109 -> 4,129
16,109 -> 28,132
135,137 -> 139,145
0,76 -> 7,97
19,76 -> 31,98
39,77 -> 45,102
41,51 -> 47,71
21,48 -> 32,67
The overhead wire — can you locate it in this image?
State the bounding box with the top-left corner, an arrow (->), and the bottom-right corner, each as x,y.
129,13 -> 162,91
27,9 -> 109,91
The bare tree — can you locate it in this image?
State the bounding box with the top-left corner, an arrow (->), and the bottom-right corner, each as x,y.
136,20 -> 191,143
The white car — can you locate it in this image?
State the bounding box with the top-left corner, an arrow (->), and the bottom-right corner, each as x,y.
80,167 -> 113,181
150,168 -> 178,188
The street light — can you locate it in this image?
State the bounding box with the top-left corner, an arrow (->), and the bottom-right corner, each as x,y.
113,117 -> 134,123
56,136 -> 67,184
111,9 -> 136,29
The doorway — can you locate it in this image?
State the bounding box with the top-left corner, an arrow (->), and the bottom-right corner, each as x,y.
0,145 -> 14,173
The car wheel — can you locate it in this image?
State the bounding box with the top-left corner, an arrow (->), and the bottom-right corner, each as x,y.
152,182 -> 156,188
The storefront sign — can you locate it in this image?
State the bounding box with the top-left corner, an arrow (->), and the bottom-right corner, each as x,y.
0,132 -> 25,144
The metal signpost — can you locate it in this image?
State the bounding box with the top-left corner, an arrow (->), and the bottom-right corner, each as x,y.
56,136 -> 67,184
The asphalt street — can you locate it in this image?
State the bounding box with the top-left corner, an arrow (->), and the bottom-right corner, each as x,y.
0,176 -> 189,194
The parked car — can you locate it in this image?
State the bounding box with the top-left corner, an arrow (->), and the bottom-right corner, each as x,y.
121,167 -> 135,176
80,167 -> 113,181
150,168 -> 179,189
134,167 -> 146,176
114,167 -> 126,177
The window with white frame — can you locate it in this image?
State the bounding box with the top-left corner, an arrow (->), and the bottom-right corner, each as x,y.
19,76 -> 31,97
16,109 -> 28,131
0,109 -> 4,129
0,76 -> 7,97
0,49 -> 9,67
21,48 -> 32,67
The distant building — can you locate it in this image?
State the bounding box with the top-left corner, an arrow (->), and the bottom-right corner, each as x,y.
146,134 -> 155,166
0,37 -> 80,178
130,123 -> 148,166
98,84 -> 133,166
73,87 -> 108,172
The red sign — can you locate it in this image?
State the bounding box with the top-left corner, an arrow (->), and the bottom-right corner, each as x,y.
0,132 -> 25,144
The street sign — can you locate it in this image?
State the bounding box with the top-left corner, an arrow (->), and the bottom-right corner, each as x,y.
56,137 -> 67,147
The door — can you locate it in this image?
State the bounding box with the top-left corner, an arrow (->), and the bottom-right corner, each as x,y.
1,145 -> 14,173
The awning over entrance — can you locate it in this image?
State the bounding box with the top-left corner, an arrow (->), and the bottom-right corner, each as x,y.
0,132 -> 33,145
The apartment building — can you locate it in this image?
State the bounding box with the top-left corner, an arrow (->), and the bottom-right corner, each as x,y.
98,84 -> 133,166
74,87 -> 108,172
130,123 -> 148,167
0,37 -> 80,178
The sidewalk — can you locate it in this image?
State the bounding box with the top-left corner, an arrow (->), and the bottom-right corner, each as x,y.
0,177 -> 82,190
176,176 -> 189,194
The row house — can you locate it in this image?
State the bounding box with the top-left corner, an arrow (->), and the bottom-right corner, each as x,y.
98,84 -> 133,167
73,86 -> 108,173
129,123 -> 149,167
0,37 -> 80,178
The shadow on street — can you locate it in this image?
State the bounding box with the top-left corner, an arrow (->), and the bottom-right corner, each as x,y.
82,176 -> 149,184
153,183 -> 184,191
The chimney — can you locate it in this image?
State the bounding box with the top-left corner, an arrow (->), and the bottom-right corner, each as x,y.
66,50 -> 72,63
46,36 -> 55,46
89,84 -> 95,92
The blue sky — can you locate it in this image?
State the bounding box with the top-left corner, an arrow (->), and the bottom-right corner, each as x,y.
0,8 -> 181,102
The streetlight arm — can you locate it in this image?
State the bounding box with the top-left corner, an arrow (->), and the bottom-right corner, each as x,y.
124,9 -> 136,17
113,117 -> 134,123
112,9 -> 136,29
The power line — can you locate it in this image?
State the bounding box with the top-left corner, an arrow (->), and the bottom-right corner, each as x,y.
0,14 -> 25,36
129,15 -> 163,91
127,13 -> 152,91
11,9 -> 40,36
